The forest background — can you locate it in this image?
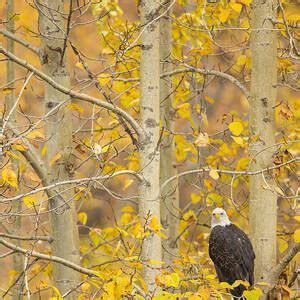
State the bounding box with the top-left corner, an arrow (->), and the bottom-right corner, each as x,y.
0,0 -> 299,299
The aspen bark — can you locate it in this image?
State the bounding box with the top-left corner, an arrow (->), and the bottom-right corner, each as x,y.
5,0 -> 24,298
249,0 -> 277,295
139,0 -> 162,293
159,1 -> 179,267
37,0 -> 80,297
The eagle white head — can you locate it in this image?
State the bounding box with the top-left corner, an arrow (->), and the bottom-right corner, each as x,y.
211,207 -> 231,228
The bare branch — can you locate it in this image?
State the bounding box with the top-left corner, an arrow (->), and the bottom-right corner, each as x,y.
0,237 -> 98,278
0,44 -> 146,142
0,233 -> 53,242
115,66 -> 250,99
163,64 -> 251,99
161,157 -> 299,192
1,170 -> 142,203
0,29 -> 40,55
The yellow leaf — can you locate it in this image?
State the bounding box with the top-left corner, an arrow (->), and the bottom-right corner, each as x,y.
102,145 -> 110,153
287,14 -> 300,22
278,239 -> 288,253
78,212 -> 87,225
237,157 -> 250,170
26,130 -> 45,140
113,241 -> 122,256
81,282 -> 91,292
232,136 -> 244,145
201,113 -> 208,130
124,255 -> 138,261
240,0 -> 252,6
50,285 -> 63,299
66,103 -> 84,113
205,274 -> 216,280
183,210 -> 196,221
218,8 -> 230,22
170,272 -> 180,288
156,231 -> 168,239
236,54 -> 247,66
89,229 -> 101,246
206,193 -> 222,206
12,143 -> 28,151
1,87 -> 14,94
147,259 -> 165,265
232,280 -> 250,288
177,103 -> 191,119
209,169 -> 219,180
121,213 -> 133,225
23,195 -> 37,208
204,95 -> 214,104
2,168 -> 18,190
294,228 -> 300,242
115,226 -> 129,237
121,205 -> 134,213
102,47 -> 114,55
149,215 -> 161,232
243,287 -> 263,300
230,2 -> 242,12
5,151 -> 22,160
75,62 -> 84,69
49,152 -> 62,166
204,179 -> 213,190
294,216 -> 300,222
191,193 -> 201,204
228,121 -> 244,136
41,144 -> 47,157
219,281 -> 233,289
97,73 -> 111,86
92,270 -> 104,279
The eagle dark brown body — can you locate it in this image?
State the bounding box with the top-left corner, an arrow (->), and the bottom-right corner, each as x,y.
209,222 -> 255,298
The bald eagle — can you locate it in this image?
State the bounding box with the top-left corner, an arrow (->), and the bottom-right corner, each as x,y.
209,208 -> 255,298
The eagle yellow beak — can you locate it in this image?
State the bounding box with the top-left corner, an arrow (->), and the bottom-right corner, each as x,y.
215,213 -> 220,220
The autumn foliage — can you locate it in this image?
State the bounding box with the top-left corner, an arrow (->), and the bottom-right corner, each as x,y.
0,0 -> 299,299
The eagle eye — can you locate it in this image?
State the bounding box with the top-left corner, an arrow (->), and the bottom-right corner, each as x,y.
220,212 -> 223,215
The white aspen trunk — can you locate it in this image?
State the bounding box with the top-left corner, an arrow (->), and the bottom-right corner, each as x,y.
249,0 -> 277,296
139,0 -> 162,293
37,1 -> 80,297
159,1 -> 179,267
5,0 -> 24,298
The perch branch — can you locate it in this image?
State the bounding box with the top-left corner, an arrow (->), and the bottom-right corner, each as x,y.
267,242 -> 300,288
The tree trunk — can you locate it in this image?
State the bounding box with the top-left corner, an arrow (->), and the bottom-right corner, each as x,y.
139,0 -> 162,293
159,1 -> 179,267
5,0 -> 24,298
249,0 -> 277,296
37,1 -> 80,297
